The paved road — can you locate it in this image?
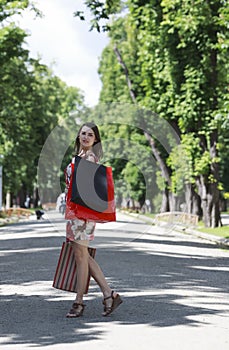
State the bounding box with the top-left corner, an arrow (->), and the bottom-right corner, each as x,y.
0,211 -> 228,350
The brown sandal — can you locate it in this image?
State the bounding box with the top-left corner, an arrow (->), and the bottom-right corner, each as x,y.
66,302 -> 85,318
102,291 -> 123,316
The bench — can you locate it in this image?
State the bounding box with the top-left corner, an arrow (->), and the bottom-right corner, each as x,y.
155,211 -> 198,229
4,208 -> 32,218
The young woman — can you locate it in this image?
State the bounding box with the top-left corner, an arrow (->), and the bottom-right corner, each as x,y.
65,122 -> 122,318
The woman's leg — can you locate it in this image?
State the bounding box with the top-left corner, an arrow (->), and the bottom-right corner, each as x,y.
88,255 -> 123,316
72,241 -> 89,303
88,255 -> 112,298
66,241 -> 89,317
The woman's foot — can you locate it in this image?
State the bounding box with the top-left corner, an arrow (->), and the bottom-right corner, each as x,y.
66,302 -> 85,318
102,290 -> 123,316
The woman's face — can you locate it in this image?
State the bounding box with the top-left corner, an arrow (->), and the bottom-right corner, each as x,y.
79,125 -> 96,150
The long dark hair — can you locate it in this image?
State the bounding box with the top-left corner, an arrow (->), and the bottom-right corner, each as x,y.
73,122 -> 103,160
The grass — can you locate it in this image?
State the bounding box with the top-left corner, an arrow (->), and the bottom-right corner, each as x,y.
197,223 -> 229,239
124,209 -> 229,240
148,212 -> 229,240
144,213 -> 156,219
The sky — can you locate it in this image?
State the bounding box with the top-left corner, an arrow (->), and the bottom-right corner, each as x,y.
16,0 -> 109,106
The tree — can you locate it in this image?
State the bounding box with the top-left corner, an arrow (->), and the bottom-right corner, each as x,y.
76,0 -> 229,227
0,0 -> 85,207
97,17 -> 180,213
159,0 -> 229,227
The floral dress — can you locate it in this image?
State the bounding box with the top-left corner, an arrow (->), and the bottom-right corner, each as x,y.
65,152 -> 97,242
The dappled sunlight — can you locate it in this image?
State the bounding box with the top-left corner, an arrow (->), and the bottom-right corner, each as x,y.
0,212 -> 229,348
0,246 -> 59,257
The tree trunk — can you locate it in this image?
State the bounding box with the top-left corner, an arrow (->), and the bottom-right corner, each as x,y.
185,183 -> 202,217
197,175 -> 221,228
160,185 -> 170,212
201,26 -> 221,227
6,192 -> 11,209
209,130 -> 221,227
192,188 -> 202,218
114,44 -> 174,212
196,176 -> 209,226
33,187 -> 40,208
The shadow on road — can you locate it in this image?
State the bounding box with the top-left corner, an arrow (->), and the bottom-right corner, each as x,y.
0,218 -> 229,347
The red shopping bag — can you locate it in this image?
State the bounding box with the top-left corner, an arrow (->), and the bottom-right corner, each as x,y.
65,156 -> 116,222
52,242 -> 96,294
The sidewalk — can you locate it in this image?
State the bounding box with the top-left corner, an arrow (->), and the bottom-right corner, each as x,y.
123,211 -> 229,249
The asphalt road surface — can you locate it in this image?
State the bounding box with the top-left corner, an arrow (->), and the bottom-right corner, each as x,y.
0,211 -> 229,350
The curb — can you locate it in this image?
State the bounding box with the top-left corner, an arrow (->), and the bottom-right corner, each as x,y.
175,227 -> 229,249
120,210 -> 229,249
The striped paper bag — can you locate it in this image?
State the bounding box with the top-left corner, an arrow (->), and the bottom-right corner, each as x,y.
52,242 -> 96,294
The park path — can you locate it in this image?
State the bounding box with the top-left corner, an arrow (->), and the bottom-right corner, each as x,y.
0,211 -> 228,350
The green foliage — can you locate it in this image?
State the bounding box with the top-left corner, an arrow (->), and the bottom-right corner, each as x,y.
122,161 -> 146,204
92,0 -> 229,224
0,0 -> 85,205
219,115 -> 229,192
0,0 -> 29,21
74,0 -> 122,31
87,102 -> 156,206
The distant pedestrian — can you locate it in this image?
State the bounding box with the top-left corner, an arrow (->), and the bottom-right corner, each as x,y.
24,195 -> 30,209
35,209 -> 44,220
64,122 -> 122,318
56,192 -> 66,213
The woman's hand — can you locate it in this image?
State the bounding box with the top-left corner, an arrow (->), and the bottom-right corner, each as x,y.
78,149 -> 86,158
78,149 -> 96,163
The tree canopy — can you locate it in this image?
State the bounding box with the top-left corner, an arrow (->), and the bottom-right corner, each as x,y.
77,0 -> 229,227
0,0 -> 86,207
